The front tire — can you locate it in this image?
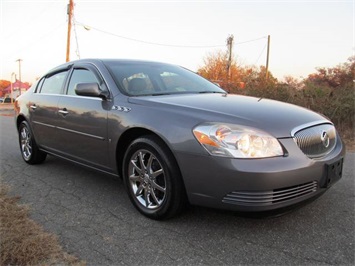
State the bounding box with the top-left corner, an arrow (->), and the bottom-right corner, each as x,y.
123,136 -> 185,220
18,121 -> 47,164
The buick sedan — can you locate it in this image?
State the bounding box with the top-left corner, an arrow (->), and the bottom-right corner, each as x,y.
15,59 -> 345,219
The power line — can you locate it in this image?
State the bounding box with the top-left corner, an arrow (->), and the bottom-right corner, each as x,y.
73,14 -> 81,59
254,43 -> 267,65
4,1 -> 58,39
235,36 -> 267,45
75,21 -> 266,49
74,21 -> 225,48
7,22 -> 65,57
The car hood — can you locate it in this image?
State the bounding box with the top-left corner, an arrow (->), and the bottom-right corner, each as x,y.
128,93 -> 329,138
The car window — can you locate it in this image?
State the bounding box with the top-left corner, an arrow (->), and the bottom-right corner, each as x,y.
105,62 -> 225,96
40,71 -> 68,94
122,73 -> 154,95
67,69 -> 99,96
160,71 -> 201,92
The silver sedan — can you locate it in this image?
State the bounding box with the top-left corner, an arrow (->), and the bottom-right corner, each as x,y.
15,59 -> 345,219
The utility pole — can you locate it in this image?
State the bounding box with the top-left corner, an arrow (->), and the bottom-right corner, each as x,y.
226,35 -> 234,81
10,72 -> 16,104
16,59 -> 22,95
265,35 -> 270,80
66,0 -> 74,62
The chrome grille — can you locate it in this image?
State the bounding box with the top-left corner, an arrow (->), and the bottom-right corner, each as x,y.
222,181 -> 318,206
293,123 -> 336,158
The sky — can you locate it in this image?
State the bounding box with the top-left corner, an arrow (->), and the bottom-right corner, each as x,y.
0,0 -> 354,84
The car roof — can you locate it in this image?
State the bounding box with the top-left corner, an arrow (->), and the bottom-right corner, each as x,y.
44,58 -> 173,77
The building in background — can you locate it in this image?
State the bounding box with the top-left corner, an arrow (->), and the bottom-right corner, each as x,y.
3,80 -> 30,99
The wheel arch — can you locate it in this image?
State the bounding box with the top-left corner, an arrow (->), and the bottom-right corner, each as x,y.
16,115 -> 41,147
115,127 -> 186,191
16,115 -> 27,131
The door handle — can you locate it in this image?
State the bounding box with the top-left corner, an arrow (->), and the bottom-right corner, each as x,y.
58,108 -> 68,115
30,104 -> 37,110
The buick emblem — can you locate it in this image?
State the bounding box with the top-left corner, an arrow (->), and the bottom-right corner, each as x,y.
320,130 -> 330,148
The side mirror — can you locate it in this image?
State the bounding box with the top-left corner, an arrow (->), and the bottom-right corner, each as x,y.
74,83 -> 109,99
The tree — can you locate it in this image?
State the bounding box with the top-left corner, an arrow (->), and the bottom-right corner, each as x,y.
283,75 -> 303,90
0,80 -> 11,97
305,56 -> 354,88
0,80 -> 10,90
197,50 -> 248,92
198,50 -> 278,94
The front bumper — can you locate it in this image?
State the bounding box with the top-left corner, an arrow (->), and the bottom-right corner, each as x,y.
176,136 -> 345,212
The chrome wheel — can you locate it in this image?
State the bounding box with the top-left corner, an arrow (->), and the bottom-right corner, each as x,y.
20,126 -> 32,161
123,136 -> 186,219
18,121 -> 47,164
128,149 -> 166,209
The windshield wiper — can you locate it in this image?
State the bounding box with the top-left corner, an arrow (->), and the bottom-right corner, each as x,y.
151,92 -> 173,96
198,91 -> 226,94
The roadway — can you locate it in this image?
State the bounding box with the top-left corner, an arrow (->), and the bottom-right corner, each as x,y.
0,115 -> 354,265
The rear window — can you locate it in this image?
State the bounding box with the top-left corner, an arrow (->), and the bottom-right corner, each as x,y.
39,71 -> 68,95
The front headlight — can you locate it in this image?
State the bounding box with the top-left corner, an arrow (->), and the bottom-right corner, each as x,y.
193,123 -> 284,158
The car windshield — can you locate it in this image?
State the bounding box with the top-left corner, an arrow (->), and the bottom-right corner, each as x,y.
104,61 -> 226,96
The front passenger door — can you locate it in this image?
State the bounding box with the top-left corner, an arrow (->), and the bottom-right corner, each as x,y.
55,66 -> 111,170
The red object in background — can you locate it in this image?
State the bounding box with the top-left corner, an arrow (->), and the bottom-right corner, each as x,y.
3,80 -> 30,94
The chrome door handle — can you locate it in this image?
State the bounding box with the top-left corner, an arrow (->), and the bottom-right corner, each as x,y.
30,104 -> 37,110
58,108 -> 68,115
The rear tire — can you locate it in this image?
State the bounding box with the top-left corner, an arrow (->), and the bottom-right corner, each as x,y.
123,135 -> 185,220
18,121 -> 47,164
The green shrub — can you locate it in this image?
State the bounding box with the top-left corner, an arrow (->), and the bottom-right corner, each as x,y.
241,81 -> 354,138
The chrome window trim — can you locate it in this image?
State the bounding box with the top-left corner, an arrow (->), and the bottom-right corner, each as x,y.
59,94 -> 103,101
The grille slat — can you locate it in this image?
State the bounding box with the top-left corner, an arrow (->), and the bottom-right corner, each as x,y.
273,181 -> 316,195
293,123 -> 336,158
222,181 -> 318,206
272,185 -> 317,203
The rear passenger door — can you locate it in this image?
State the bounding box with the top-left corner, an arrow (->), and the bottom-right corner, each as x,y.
55,65 -> 111,170
30,70 -> 69,151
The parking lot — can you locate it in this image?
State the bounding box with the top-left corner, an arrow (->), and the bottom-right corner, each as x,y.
1,115 -> 354,265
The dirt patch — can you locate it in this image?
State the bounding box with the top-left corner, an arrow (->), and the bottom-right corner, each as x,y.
0,184 -> 85,266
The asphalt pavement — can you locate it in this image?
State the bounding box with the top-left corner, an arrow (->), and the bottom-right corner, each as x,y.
1,115 -> 354,265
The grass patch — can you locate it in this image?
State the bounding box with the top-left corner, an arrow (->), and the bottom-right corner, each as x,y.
0,184 -> 85,266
